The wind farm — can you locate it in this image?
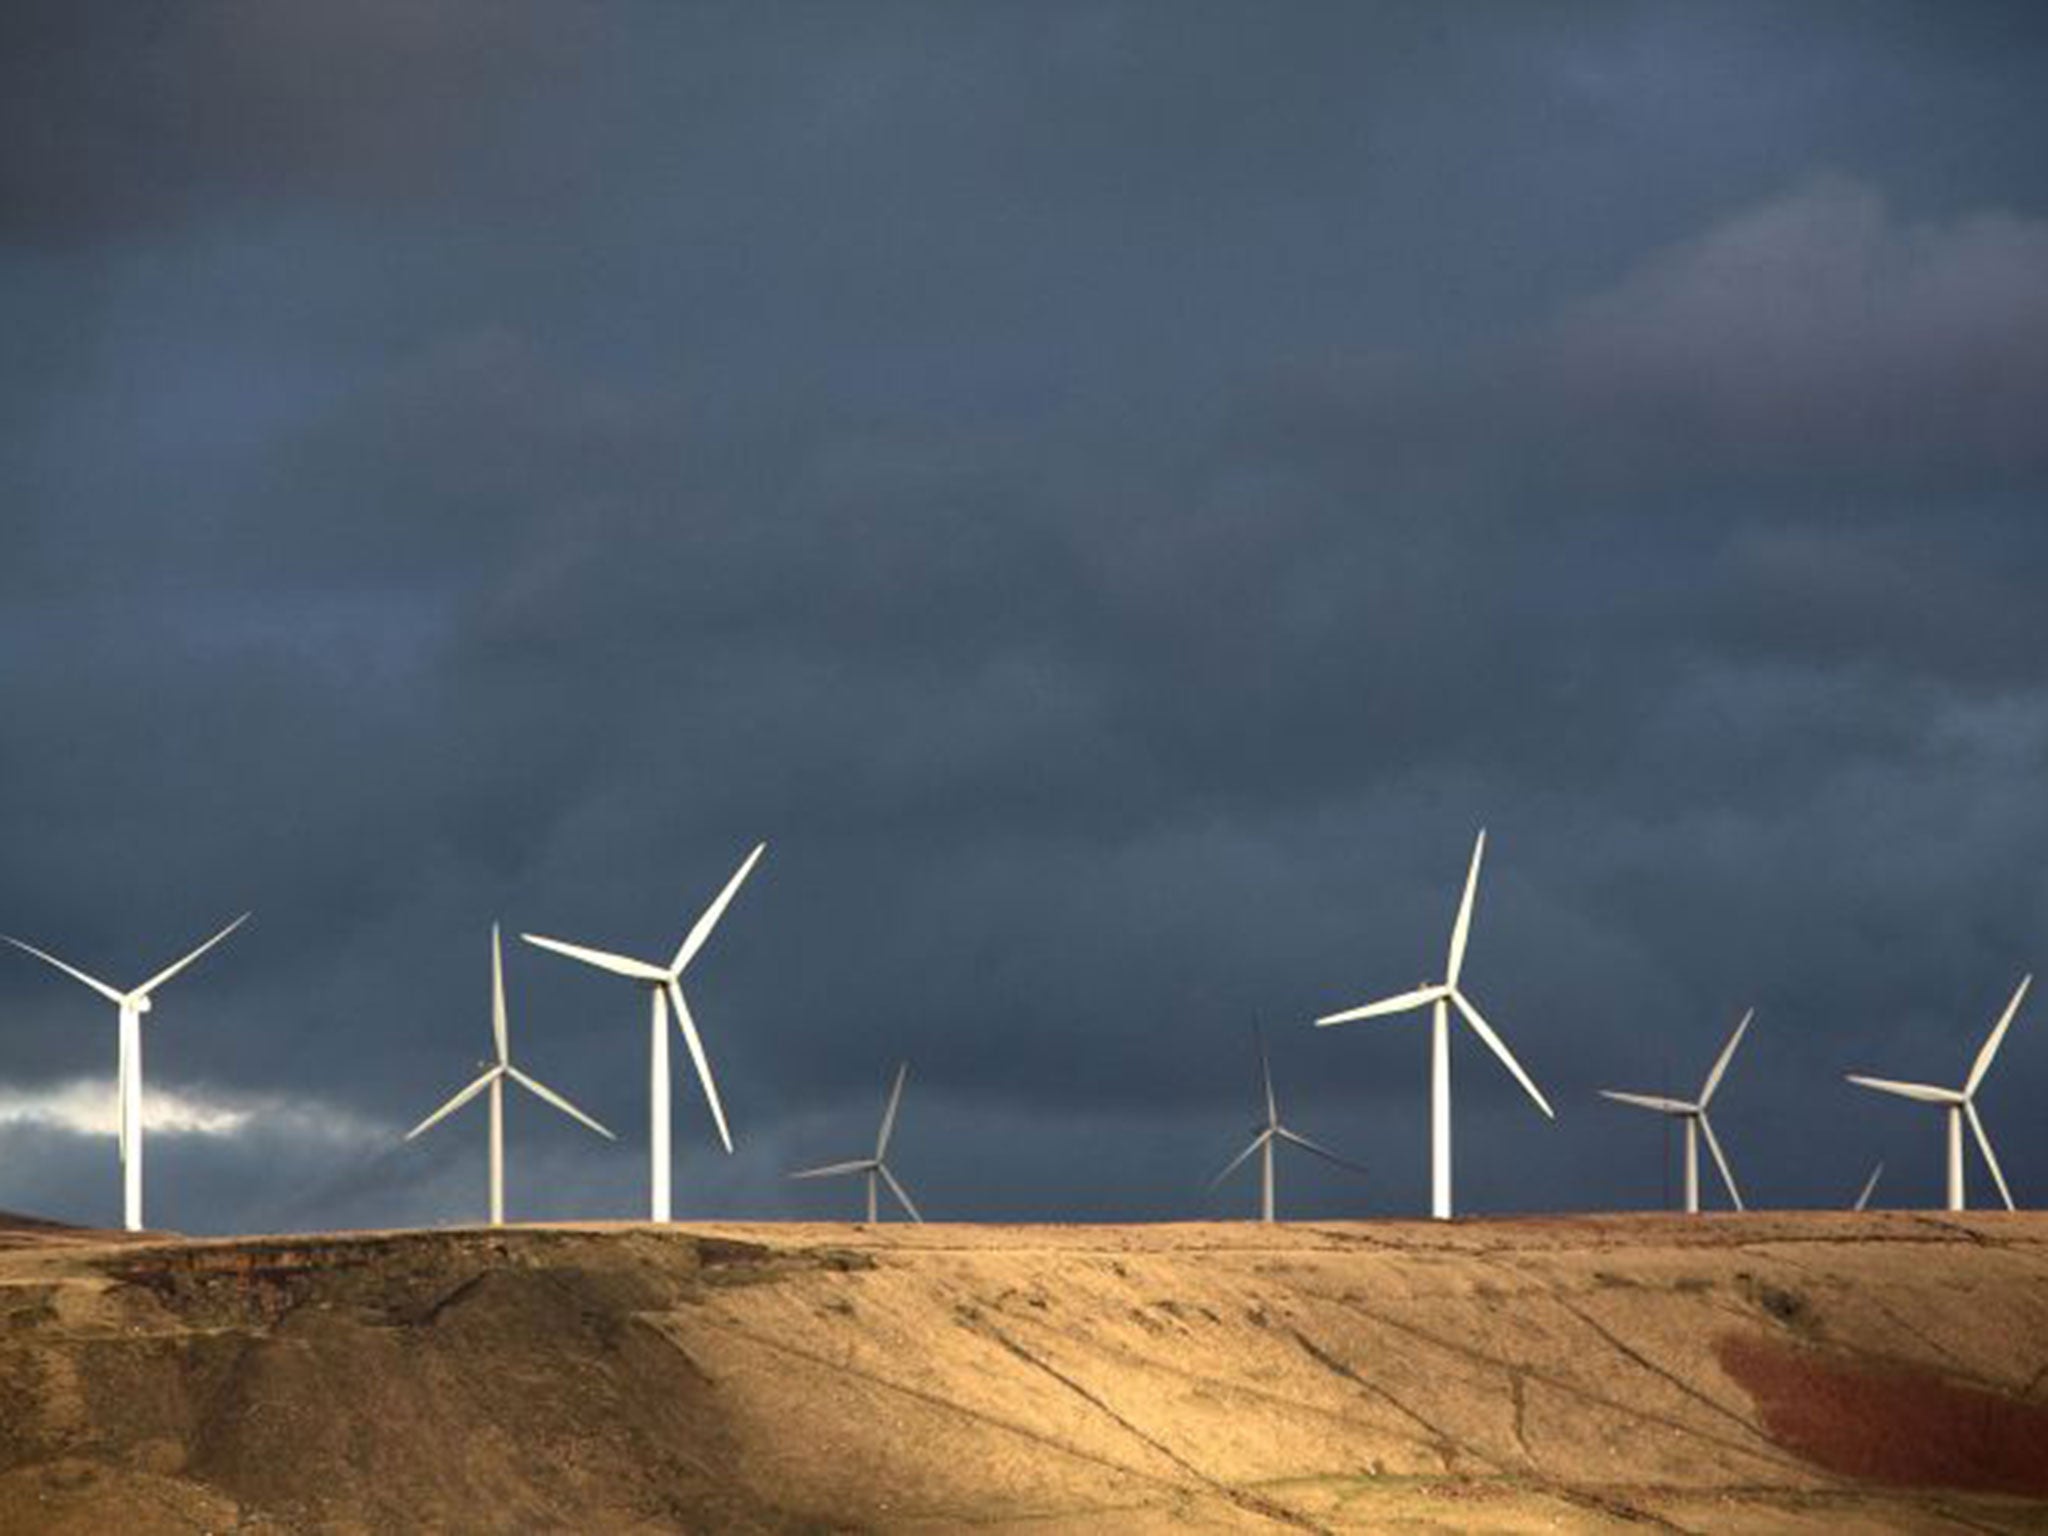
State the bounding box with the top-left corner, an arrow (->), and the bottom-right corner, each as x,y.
8,4 -> 2048,1530
1,830 -> 2043,1533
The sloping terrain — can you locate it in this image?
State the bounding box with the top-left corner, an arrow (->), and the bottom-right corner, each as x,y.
1,1212 -> 2045,1532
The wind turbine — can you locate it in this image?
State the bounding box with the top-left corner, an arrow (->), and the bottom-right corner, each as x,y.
1598,1008 -> 1753,1213
1852,1161 -> 1884,1212
522,843 -> 764,1221
1315,829 -> 1554,1220
788,1061 -> 922,1223
405,925 -> 615,1225
1211,1027 -> 1366,1222
4,913 -> 248,1231
1846,975 -> 2029,1212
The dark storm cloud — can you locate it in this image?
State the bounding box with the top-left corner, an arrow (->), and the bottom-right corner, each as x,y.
0,0 -> 588,244
5,4 -> 2048,1232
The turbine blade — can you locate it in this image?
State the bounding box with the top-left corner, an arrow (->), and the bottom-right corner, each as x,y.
1965,1102 -> 2016,1211
2,936 -> 126,1005
1853,1161 -> 1883,1212
404,1069 -> 497,1140
1844,1074 -> 1963,1105
667,980 -> 733,1153
1316,984 -> 1445,1027
671,842 -> 766,974
1275,1125 -> 1368,1176
1597,1089 -> 1696,1116
115,1025 -> 129,1161
1209,1130 -> 1269,1189
1966,975 -> 2031,1097
1451,989 -> 1555,1118
1699,1007 -> 1754,1108
1698,1112 -> 1744,1210
876,1061 -> 909,1159
878,1162 -> 923,1222
788,1158 -> 876,1180
1446,828 -> 1486,987
136,912 -> 250,998
520,933 -> 669,982
490,924 -> 510,1066
505,1064 -> 615,1139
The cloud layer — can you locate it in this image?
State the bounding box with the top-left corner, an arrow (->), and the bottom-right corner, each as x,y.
5,4 -> 2048,1232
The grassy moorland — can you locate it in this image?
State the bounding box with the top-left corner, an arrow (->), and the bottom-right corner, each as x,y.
1,1212 -> 2044,1532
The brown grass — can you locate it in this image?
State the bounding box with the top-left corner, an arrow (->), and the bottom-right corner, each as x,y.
1,1212 -> 2045,1532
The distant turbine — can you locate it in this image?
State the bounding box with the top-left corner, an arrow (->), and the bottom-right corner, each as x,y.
1846,975 -> 2029,1212
788,1061 -> 922,1223
406,925 -> 614,1225
1852,1161 -> 1884,1213
1598,1008 -> 1753,1214
1210,1027 -> 1366,1222
523,843 -> 765,1221
1316,830 -> 1554,1220
4,913 -> 248,1232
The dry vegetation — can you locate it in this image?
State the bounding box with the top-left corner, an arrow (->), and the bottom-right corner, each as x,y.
2,1211 -> 2046,1532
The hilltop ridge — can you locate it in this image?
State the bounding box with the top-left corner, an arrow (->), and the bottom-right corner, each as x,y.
1,1212 -> 2045,1532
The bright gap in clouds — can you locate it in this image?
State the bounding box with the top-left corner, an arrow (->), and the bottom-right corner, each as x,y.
0,1078 -> 391,1146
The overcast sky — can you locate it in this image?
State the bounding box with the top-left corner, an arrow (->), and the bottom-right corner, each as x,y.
4,3 -> 2048,1234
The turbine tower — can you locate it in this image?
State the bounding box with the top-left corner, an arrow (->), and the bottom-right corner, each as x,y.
1316,829 -> 1554,1219
1597,1008 -> 1753,1213
406,925 -> 615,1225
4,913 -> 248,1232
1211,1027 -> 1366,1222
523,843 -> 764,1221
788,1061 -> 922,1223
1846,975 -> 2029,1212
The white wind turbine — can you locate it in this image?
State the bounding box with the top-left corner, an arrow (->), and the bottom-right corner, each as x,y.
1598,1008 -> 1753,1214
522,843 -> 764,1221
1852,1161 -> 1884,1213
1211,1027 -> 1366,1222
1316,830 -> 1554,1220
405,925 -> 615,1225
4,913 -> 248,1232
1846,975 -> 2029,1212
788,1061 -> 922,1223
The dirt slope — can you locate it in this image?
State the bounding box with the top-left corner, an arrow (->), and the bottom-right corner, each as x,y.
1,1212 -> 2045,1532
